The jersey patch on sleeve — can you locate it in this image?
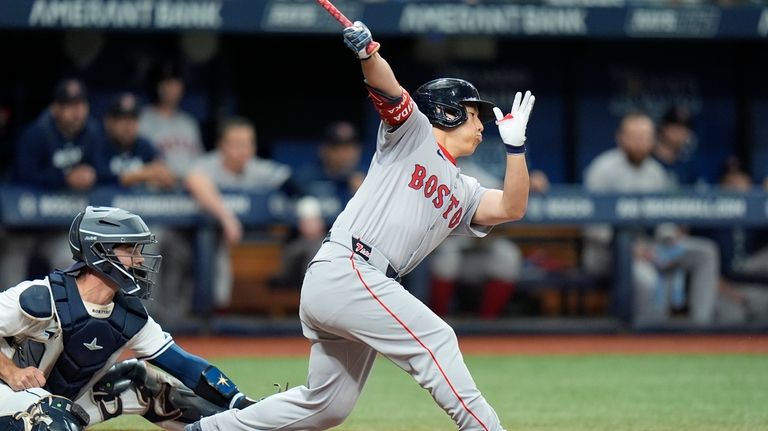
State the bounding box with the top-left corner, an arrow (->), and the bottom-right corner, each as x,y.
19,284 -> 54,320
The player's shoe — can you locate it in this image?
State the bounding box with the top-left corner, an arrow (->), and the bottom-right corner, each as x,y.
185,421 -> 203,431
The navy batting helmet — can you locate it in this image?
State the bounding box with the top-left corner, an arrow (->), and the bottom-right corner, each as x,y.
68,206 -> 161,299
413,78 -> 496,128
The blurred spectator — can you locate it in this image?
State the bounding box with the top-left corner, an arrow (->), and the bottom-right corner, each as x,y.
138,61 -> 204,323
185,116 -> 292,309
293,121 -> 366,211
138,61 -> 204,184
429,158 -> 527,319
93,92 -> 175,189
582,112 -> 719,326
0,78 -> 100,290
270,196 -> 327,290
12,78 -> 99,190
697,157 -> 768,323
652,105 -> 704,187
0,105 -> 12,180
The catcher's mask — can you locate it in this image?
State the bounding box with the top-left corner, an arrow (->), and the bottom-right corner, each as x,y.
413,78 -> 496,129
67,206 -> 161,299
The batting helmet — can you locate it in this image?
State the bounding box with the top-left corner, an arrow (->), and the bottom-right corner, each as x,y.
68,206 -> 161,299
413,78 -> 496,128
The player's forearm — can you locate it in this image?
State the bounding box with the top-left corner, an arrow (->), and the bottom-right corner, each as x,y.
0,352 -> 20,383
185,173 -> 238,226
119,170 -> 147,187
360,53 -> 402,99
500,154 -> 530,220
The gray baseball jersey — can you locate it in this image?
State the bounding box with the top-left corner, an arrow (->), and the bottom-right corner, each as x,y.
329,106 -> 490,276
199,102 -> 506,431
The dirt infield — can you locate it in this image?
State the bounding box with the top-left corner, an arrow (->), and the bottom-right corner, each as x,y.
174,334 -> 768,357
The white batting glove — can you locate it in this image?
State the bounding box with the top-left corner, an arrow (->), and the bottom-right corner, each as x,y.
343,21 -> 380,60
493,90 -> 535,154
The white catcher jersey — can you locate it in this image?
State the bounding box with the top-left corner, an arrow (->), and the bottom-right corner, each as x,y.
330,105 -> 490,276
0,278 -> 173,401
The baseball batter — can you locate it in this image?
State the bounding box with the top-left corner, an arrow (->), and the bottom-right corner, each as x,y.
189,21 -> 534,431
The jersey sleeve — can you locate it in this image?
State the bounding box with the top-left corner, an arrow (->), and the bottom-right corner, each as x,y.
128,316 -> 175,360
0,283 -> 54,338
451,174 -> 492,238
14,125 -> 67,188
136,138 -> 159,162
375,105 -> 435,165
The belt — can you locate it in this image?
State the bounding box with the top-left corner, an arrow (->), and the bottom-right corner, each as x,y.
323,229 -> 400,282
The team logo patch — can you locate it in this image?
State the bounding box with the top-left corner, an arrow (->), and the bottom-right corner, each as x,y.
84,337 -> 103,351
352,239 -> 372,261
217,375 -> 231,387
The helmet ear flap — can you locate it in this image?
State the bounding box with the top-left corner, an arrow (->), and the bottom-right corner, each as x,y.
68,211 -> 85,261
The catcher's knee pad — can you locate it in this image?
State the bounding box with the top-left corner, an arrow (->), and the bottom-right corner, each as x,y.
94,359 -> 225,425
93,358 -> 148,396
139,363 -> 227,424
11,395 -> 90,431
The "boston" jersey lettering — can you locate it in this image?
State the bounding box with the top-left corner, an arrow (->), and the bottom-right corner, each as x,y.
407,163 -> 463,229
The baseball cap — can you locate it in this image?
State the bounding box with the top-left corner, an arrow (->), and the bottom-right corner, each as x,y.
660,106 -> 691,128
107,93 -> 140,118
53,78 -> 88,105
323,121 -> 360,147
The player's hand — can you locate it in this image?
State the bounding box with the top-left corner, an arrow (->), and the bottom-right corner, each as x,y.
5,366 -> 46,390
66,164 -> 97,189
530,170 -> 550,193
343,21 -> 380,60
493,90 -> 535,151
221,213 -> 243,246
146,163 -> 177,190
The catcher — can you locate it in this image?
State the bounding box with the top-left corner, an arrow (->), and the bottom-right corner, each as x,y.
0,206 -> 255,430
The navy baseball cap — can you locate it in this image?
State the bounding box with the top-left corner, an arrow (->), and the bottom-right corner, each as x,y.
661,106 -> 691,128
324,121 -> 360,147
107,93 -> 140,118
53,78 -> 88,105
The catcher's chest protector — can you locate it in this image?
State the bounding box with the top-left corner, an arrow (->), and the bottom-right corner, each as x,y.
45,271 -> 148,399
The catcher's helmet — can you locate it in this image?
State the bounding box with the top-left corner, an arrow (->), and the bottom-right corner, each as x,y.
413,78 -> 496,128
68,206 -> 161,299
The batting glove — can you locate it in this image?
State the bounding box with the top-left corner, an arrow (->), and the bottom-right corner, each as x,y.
343,21 -> 380,60
493,90 -> 535,154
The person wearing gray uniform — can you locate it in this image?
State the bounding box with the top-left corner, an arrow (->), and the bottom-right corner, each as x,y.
582,112 -> 719,326
187,21 -> 535,431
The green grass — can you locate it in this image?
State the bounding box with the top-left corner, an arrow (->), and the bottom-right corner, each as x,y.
93,354 -> 768,431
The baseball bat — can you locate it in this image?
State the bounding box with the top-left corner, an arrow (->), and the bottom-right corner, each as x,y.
316,0 -> 352,27
315,0 -> 380,55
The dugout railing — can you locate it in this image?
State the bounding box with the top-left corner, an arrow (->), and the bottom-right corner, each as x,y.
2,185 -> 767,332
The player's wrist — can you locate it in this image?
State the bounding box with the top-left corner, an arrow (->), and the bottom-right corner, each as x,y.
505,143 -> 526,155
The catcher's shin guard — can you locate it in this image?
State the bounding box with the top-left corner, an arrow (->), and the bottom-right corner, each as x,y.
0,414 -> 31,431
2,396 -> 90,431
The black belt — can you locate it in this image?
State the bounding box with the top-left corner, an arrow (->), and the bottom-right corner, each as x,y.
323,231 -> 401,282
